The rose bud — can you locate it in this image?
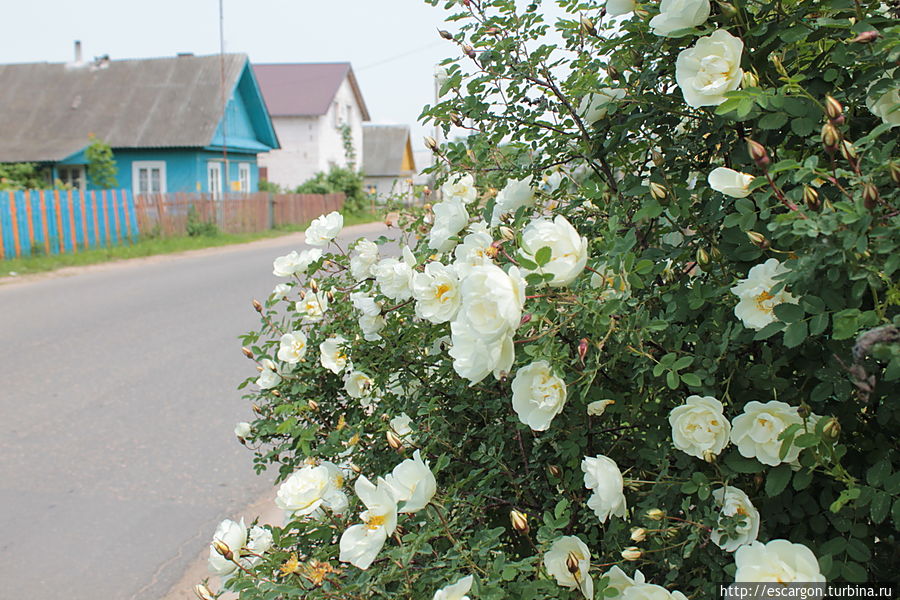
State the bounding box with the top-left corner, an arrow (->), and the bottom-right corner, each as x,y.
252,299 -> 263,313
621,547 -> 642,561
823,417 -> 841,441
386,430 -> 403,450
566,552 -> 580,574
803,186 -> 821,212
646,508 -> 665,521
580,16 -> 596,35
746,230 -> 770,249
651,150 -> 665,167
241,346 -> 254,359
850,30 -> 879,43
438,29 -> 453,40
499,226 -> 516,242
193,584 -> 216,600
462,44 -> 476,59
746,139 -> 770,170
308,400 -> 319,411
577,338 -> 589,362
309,278 -> 319,293
548,464 -> 562,477
510,509 -> 529,534
213,540 -> 233,561
821,122 -> 840,152
741,71 -> 759,89
424,136 -> 439,152
862,183 -> 880,209
630,527 -> 647,542
889,161 -> 900,186
696,247 -> 711,267
649,181 -> 668,201
824,95 -> 843,121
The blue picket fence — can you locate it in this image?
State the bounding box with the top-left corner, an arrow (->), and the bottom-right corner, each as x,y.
0,189 -> 138,259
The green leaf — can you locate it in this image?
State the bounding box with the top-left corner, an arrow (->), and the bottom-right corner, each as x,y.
794,433 -> 819,448
517,256 -> 538,270
783,320 -> 808,348
666,370 -> 679,389
534,246 -> 552,266
765,464 -> 792,496
841,561 -> 868,582
725,453 -> 764,474
793,469 -> 813,490
866,460 -> 890,487
681,373 -> 702,387
870,491 -> 891,523
759,112 -> 788,129
833,308 -> 861,340
809,313 -> 829,336
754,321 -> 785,340
773,303 -> 804,323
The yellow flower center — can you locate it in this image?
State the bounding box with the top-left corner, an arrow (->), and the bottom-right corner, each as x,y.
435,283 -> 452,301
755,290 -> 775,313
366,514 -> 386,530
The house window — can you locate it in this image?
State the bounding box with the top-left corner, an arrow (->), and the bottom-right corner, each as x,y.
238,163 -> 251,192
57,165 -> 86,189
345,103 -> 352,123
333,101 -> 340,127
207,162 -> 222,199
132,161 -> 166,195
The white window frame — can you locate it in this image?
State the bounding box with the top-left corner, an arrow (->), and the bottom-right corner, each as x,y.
132,161 -> 166,195
58,165 -> 86,189
207,161 -> 222,199
238,162 -> 251,193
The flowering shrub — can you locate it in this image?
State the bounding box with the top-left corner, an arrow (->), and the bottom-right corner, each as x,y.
200,0 -> 899,598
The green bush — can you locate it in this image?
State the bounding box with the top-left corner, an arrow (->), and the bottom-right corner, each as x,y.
296,166 -> 369,214
205,1 -> 899,599
185,205 -> 218,238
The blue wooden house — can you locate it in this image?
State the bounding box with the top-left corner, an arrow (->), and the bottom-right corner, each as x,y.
0,53 -> 279,195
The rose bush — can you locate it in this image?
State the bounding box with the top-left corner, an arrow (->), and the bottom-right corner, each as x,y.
201,0 -> 898,598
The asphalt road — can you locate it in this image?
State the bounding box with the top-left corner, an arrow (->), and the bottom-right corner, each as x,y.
0,221 -> 386,600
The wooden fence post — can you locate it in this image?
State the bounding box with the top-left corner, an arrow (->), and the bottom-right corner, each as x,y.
39,190 -> 51,255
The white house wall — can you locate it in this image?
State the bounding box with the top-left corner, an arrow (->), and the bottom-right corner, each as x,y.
258,77 -> 365,191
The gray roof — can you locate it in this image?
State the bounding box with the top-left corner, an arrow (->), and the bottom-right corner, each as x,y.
363,124 -> 415,177
254,63 -> 370,121
0,54 -> 248,162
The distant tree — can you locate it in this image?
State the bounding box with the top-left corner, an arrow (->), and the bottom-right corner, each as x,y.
295,166 -> 367,214
0,163 -> 48,190
85,134 -> 118,189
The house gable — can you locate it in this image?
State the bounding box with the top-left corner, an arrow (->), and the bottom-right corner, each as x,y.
208,62 -> 279,153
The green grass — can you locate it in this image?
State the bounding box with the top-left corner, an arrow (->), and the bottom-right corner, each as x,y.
1,210 -> 382,277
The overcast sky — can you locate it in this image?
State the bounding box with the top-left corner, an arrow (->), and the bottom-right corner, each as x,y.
4,0 -> 462,155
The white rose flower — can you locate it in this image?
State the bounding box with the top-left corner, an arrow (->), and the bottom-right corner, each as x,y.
276,462 -> 348,520
442,173 -> 478,204
339,476 -> 398,570
390,413 -> 416,442
543,536 -> 593,599
256,358 -> 282,389
412,262 -> 462,324
458,264 -> 525,340
372,246 -> 416,301
320,336 -> 349,374
350,238 -> 379,281
245,525 -> 273,563
453,225 -> 494,277
448,319 -> 515,384
344,370 -> 374,399
579,88 -> 627,124
490,175 -> 535,226
277,331 -> 308,364
668,395 -> 731,459
606,0 -> 636,15
866,77 -> 899,127
730,258 -> 796,330
511,360 -> 567,431
582,455 -> 628,523
675,30 -> 744,108
519,216 -> 589,287
271,282 -> 292,299
273,248 -> 322,277
429,198 -> 469,252
708,167 -> 755,198
234,421 -> 251,440
296,290 -> 329,324
433,574 -> 473,600
730,400 -> 804,466
734,540 -> 825,585
711,486 -> 760,552
350,292 -> 386,341
208,518 -> 246,577
383,450 -> 437,513
587,399 -> 615,416
305,211 -> 343,246
650,0 -> 710,36
603,567 -> 690,600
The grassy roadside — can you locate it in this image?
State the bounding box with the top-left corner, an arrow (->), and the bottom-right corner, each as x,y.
1,210 -> 382,277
